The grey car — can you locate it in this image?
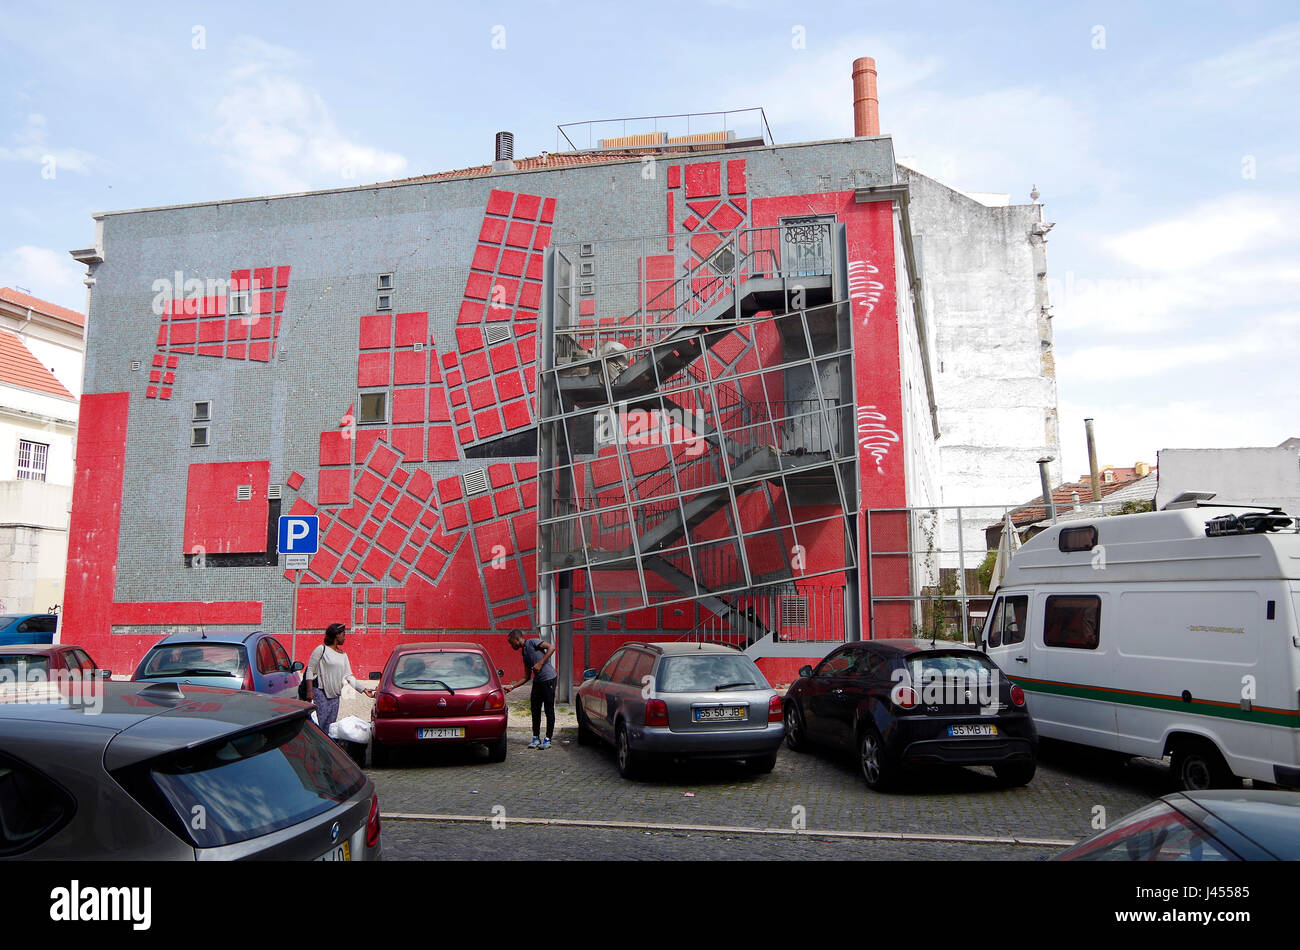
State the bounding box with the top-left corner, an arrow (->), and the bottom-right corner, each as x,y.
0,680 -> 380,860
575,641 -> 785,779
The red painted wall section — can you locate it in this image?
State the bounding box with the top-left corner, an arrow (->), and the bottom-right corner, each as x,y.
752,193 -> 905,638
63,392 -> 130,652
182,461 -> 271,554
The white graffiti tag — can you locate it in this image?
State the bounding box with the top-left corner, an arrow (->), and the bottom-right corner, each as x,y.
847,260 -> 884,326
857,405 -> 898,474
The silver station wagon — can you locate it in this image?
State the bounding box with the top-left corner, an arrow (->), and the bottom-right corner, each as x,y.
575,641 -> 785,779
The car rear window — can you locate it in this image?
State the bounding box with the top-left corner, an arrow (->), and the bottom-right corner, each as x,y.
133,716 -> 364,849
138,643 -> 245,678
657,655 -> 768,693
905,652 -> 997,681
0,654 -> 50,680
392,652 -> 489,690
0,752 -> 75,856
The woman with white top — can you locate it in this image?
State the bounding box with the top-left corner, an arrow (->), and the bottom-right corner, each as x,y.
306,622 -> 374,739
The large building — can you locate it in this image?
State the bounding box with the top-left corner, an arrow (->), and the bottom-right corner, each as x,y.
63,60 -> 1058,687
0,288 -> 85,615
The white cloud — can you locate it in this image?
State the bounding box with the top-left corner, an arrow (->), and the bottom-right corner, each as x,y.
1057,333 -> 1281,383
0,246 -> 87,313
206,37 -> 408,194
0,113 -> 101,174
724,34 -> 1097,198
1193,22 -> 1300,90
1103,196 -> 1289,271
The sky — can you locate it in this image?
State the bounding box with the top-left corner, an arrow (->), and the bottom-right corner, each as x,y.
1,0 -> 1296,485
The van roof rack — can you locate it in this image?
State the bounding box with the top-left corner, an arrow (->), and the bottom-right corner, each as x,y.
1205,509 -> 1294,537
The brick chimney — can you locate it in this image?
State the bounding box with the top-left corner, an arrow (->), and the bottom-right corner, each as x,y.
852,57 -> 879,136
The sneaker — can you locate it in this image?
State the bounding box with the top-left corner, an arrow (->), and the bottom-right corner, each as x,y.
528,736 -> 540,749
540,737 -> 552,750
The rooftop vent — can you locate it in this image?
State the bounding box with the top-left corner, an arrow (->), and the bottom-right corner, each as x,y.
1205,510 -> 1293,537
495,131 -> 514,161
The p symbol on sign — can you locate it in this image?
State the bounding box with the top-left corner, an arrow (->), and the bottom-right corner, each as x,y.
277,515 -> 320,556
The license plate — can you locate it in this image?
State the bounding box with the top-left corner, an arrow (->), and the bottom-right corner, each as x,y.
417,727 -> 465,739
948,724 -> 998,737
316,842 -> 351,861
694,706 -> 745,722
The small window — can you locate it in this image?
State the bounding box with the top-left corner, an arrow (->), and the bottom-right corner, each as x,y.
597,650 -> 625,682
256,639 -> 276,675
193,401 -> 212,422
376,294 -> 392,311
781,596 -> 809,627
579,261 -> 595,277
1044,595 -> 1101,650
229,291 -> 250,316
623,652 -> 654,687
192,427 -> 210,447
1059,526 -> 1098,553
609,650 -> 639,686
269,638 -> 293,673
986,594 -> 1030,647
16,441 -> 48,482
377,274 -> 393,291
358,392 -> 387,424
0,752 -> 75,856
579,243 -> 595,258
815,649 -> 854,677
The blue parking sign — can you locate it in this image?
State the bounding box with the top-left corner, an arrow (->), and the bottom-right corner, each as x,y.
277,515 -> 319,555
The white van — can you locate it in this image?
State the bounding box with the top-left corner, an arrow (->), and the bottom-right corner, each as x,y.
983,504 -> 1300,791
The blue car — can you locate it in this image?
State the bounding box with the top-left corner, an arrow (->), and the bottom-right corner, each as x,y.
0,613 -> 58,645
131,631 -> 304,699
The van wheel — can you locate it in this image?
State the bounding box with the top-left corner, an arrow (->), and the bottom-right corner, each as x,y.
1171,741 -> 1239,791
993,760 -> 1036,787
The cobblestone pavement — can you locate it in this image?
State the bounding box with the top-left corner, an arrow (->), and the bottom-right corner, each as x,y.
369,726 -> 1177,859
380,820 -> 1050,861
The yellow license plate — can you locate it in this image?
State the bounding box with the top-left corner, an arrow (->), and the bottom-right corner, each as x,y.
316,841 -> 351,861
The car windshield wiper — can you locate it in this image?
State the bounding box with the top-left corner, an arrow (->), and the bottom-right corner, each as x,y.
405,679 -> 455,693
715,681 -> 756,691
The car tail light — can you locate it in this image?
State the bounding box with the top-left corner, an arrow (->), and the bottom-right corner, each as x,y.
894,686 -> 918,709
768,694 -> 783,722
366,794 -> 381,848
484,689 -> 504,711
242,665 -> 254,691
1010,684 -> 1026,707
645,698 -> 669,727
376,691 -> 399,716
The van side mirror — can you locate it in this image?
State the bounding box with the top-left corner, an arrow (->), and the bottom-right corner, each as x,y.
582,668 -> 598,680
368,670 -> 381,680
798,665 -> 813,678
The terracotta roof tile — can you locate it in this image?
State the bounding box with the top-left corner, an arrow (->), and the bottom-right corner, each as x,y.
0,329 -> 74,399
0,287 -> 85,330
1008,479 -> 1128,525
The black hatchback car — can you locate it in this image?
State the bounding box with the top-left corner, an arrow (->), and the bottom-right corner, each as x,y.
783,638 -> 1037,790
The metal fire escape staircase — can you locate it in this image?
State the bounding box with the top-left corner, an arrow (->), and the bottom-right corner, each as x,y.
539,222 -> 856,652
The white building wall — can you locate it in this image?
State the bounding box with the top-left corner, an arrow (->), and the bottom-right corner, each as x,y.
902,166 -> 1060,507
1155,447 -> 1300,515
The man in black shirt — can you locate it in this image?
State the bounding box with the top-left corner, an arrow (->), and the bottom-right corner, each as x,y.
506,628 -> 557,749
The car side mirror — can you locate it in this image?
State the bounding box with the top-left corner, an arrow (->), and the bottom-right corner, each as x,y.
497,669 -> 505,677
582,668 -> 597,680
99,669 -> 111,679
292,661 -> 305,672
368,670 -> 381,680
798,665 -> 813,678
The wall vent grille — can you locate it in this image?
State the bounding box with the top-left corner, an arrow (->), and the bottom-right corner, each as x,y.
463,469 -> 489,495
781,596 -> 809,627
267,484 -> 282,500
236,485 -> 253,501
485,324 -> 512,345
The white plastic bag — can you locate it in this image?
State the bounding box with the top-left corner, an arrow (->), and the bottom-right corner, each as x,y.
329,715 -> 372,744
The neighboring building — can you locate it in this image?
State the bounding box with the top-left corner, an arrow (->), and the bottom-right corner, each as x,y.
1155,443 -> 1300,515
0,288 -> 85,615
63,58 -> 1059,686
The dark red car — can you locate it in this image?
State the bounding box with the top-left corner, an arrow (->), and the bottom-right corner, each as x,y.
0,643 -> 110,681
369,642 -> 508,766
